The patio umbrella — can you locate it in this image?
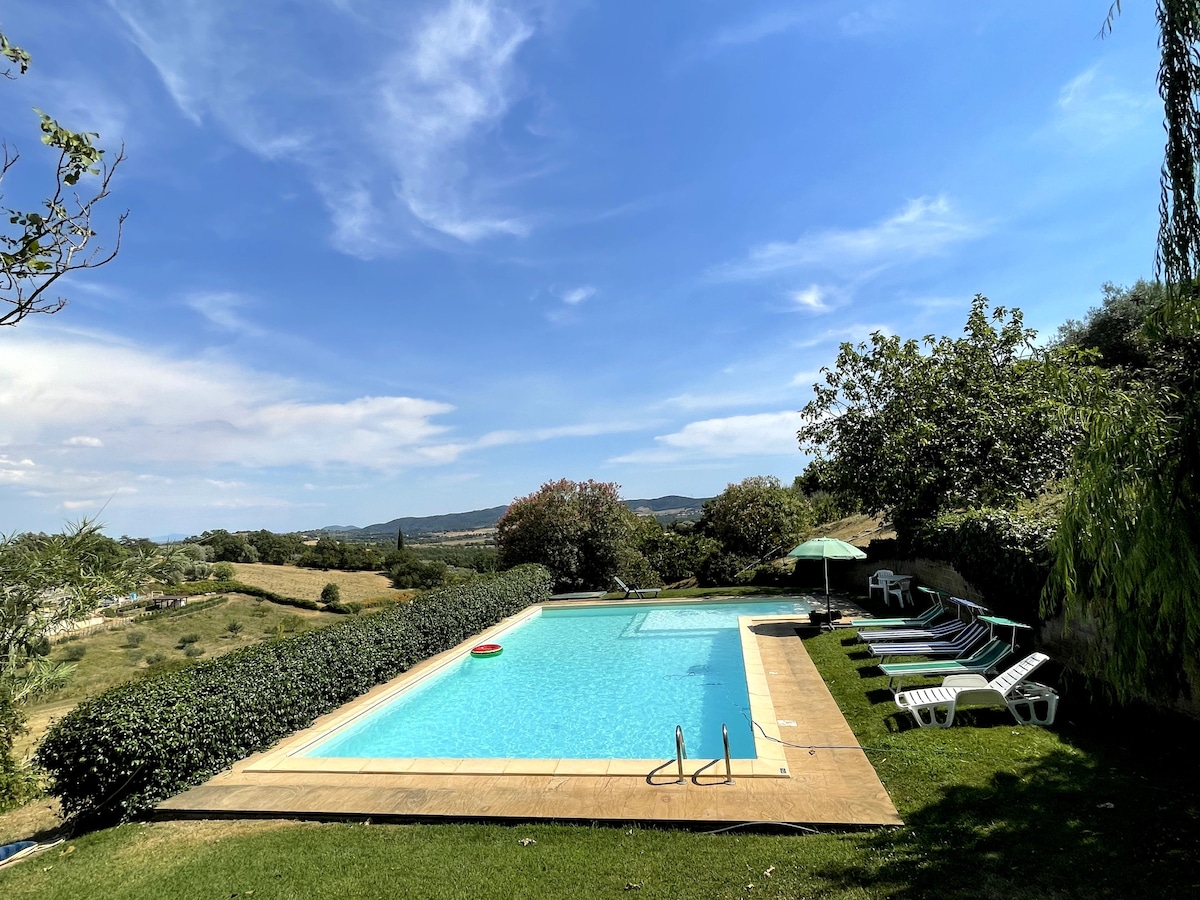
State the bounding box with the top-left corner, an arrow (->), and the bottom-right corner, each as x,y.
787,537 -> 868,620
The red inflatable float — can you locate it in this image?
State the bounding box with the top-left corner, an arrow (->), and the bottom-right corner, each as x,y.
470,643 -> 503,658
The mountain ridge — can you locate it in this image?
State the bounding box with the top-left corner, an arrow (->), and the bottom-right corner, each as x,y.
312,495 -> 710,540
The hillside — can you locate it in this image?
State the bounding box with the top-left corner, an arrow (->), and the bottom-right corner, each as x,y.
314,495 -> 710,542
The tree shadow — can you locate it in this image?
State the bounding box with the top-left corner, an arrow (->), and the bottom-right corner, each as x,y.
814,709 -> 1200,897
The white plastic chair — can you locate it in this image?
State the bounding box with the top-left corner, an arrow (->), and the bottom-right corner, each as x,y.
885,576 -> 913,608
868,569 -> 893,603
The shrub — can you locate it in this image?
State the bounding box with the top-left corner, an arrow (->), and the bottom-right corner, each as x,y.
176,633 -> 201,647
211,561 -> 236,580
695,551 -> 754,587
61,643 -> 87,662
226,621 -> 244,636
320,582 -> 341,605
910,508 -> 1056,625
35,565 -> 552,827
183,645 -> 204,658
143,653 -> 165,666
123,632 -> 146,649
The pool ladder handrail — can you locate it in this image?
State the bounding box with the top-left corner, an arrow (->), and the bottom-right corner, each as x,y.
674,724 -> 734,785
675,725 -> 687,783
722,723 -> 734,785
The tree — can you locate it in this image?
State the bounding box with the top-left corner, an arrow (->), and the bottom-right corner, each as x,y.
798,296 -> 1083,542
1,30 -> 126,327
1,522 -> 174,803
699,476 -> 813,560
320,582 -> 341,604
496,479 -> 640,591
1048,2 -> 1200,704
1054,280 -> 1165,372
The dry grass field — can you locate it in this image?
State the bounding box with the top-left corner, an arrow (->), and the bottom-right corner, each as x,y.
229,562 -> 407,604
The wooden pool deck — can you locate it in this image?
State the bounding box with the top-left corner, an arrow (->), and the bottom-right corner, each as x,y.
156,608 -> 901,828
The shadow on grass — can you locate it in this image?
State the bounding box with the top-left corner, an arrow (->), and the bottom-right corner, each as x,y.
819,740 -> 1200,898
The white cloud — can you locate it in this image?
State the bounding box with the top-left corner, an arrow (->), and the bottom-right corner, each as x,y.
559,285 -> 595,305
791,323 -> 895,350
109,0 -> 539,250
0,334 -> 463,473
1052,65 -> 1156,148
708,10 -> 806,50
712,196 -> 983,281
476,420 -> 644,449
789,285 -> 831,312
612,411 -> 803,464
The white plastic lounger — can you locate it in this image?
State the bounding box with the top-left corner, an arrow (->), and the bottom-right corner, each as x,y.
612,576 -> 662,599
867,621 -> 988,660
879,638 -> 1012,692
894,652 -> 1057,728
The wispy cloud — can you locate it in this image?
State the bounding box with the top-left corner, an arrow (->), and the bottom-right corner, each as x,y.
558,285 -> 595,305
611,411 -> 802,464
712,196 -> 984,281
476,419 -> 645,449
109,0 -> 540,252
1051,65 -> 1156,148
674,8 -> 806,69
789,284 -> 831,313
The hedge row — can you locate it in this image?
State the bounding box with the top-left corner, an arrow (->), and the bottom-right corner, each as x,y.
910,508 -> 1056,624
170,579 -> 323,610
35,564 -> 553,827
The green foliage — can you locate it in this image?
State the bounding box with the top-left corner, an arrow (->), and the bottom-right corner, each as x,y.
225,621 -> 244,636
183,645 -> 204,659
196,530 -> 259,564
319,582 -> 340,604
386,550 -> 448,589
695,551 -> 754,588
799,296 -> 1083,540
496,479 -> 641,591
298,537 -> 382,571
61,643 -> 87,662
402,544 -> 499,574
210,561 -> 236,580
1049,295 -> 1200,704
631,520 -> 717,584
912,508 -> 1057,625
35,565 -> 553,827
699,475 -> 813,559
1055,280 -> 1164,372
123,631 -> 146,648
1,29 -> 126,327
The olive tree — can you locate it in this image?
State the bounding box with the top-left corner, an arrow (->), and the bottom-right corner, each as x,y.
1,522 -> 174,803
2,31 -> 126,328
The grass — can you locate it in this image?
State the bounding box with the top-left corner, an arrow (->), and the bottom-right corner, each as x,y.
3,601 -> 1199,898
15,596 -> 342,760
229,562 -> 408,606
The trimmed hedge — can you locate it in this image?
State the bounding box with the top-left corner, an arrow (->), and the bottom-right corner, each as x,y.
35,564 -> 553,827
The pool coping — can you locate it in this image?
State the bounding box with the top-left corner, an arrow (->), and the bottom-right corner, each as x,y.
245,598 -> 793,779
156,594 -> 903,827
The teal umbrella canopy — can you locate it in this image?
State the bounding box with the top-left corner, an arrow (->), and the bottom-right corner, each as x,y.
787,537 -> 868,618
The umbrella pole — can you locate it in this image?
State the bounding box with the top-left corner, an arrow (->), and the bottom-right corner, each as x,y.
824,558 -> 831,620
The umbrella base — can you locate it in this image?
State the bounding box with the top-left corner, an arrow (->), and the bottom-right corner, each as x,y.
809,609 -> 843,627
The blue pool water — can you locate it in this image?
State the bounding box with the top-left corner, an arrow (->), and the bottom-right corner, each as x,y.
304,598 -> 811,761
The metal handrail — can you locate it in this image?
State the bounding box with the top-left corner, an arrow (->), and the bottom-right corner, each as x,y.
675,725 -> 687,784
721,723 -> 734,784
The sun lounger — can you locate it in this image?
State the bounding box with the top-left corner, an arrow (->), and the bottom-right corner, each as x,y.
845,603 -> 944,631
613,576 -> 662,599
866,621 -> 988,660
878,638 -> 1012,692
855,617 -> 967,643
894,652 -> 1057,728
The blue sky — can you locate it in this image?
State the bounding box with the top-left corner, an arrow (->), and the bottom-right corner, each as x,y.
0,1 -> 1165,538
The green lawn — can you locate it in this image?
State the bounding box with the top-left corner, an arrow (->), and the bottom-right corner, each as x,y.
3,620 -> 1198,898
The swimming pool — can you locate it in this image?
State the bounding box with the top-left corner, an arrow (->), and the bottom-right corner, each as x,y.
303,598 -> 811,761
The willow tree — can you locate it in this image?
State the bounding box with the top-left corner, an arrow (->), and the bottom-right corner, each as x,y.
1049,1 -> 1200,703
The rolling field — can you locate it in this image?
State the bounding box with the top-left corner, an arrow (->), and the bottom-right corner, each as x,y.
229,562 -> 408,604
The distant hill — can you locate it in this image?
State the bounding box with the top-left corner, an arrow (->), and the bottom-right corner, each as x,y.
312,495 -> 709,543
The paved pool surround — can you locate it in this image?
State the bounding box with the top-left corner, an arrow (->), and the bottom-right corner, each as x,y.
156,596 -> 902,827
